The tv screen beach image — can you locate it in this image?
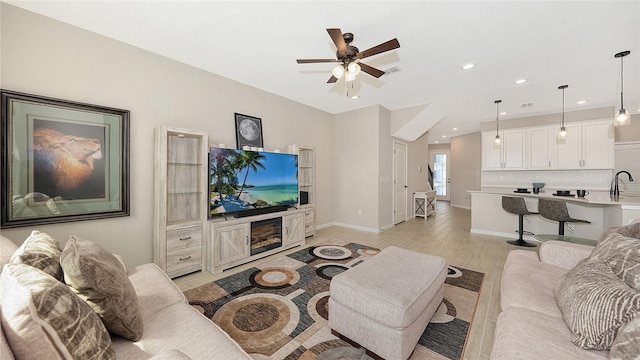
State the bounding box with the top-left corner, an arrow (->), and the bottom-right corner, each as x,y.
209,148 -> 299,216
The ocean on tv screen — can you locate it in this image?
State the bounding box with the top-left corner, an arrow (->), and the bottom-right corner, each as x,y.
209,148 -> 298,216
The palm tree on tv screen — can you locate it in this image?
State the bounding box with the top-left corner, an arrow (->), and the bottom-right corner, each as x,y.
235,151 -> 266,201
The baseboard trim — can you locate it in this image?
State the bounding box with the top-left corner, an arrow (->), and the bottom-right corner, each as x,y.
322,222 -> 382,233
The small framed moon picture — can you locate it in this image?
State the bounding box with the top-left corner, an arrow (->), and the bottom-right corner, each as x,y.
234,113 -> 263,149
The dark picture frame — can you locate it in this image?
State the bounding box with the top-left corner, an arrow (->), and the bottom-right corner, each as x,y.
1,90 -> 130,228
234,113 -> 263,149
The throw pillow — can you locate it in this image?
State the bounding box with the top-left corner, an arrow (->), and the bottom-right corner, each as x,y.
610,314 -> 640,360
598,221 -> 640,243
0,263 -> 115,360
10,230 -> 63,281
555,259 -> 640,350
61,235 -> 143,341
589,232 -> 640,290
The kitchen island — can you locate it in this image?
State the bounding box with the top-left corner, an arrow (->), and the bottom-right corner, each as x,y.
469,188 -> 640,242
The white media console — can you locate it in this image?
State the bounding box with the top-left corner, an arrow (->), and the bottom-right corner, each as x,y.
207,208 -> 306,274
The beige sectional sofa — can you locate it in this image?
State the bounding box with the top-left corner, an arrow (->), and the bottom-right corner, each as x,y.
491,222 -> 640,360
0,233 -> 251,360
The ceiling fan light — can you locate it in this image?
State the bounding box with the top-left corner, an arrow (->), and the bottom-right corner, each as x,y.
615,108 -> 630,126
347,62 -> 361,75
331,65 -> 344,79
345,71 -> 357,82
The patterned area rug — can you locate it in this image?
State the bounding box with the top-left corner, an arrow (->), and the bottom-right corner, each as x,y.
184,241 -> 484,360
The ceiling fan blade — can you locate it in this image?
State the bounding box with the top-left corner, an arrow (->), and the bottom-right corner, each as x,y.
359,62 -> 385,78
355,38 -> 400,60
327,75 -> 338,83
327,28 -> 347,56
297,59 -> 341,64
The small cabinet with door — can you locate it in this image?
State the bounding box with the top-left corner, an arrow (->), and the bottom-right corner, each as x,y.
482,129 -> 525,170
283,213 -> 305,246
527,126 -> 555,169
288,144 -> 316,237
555,120 -> 614,169
211,223 -> 250,267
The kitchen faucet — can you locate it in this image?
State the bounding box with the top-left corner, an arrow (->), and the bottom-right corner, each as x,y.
611,171 -> 634,196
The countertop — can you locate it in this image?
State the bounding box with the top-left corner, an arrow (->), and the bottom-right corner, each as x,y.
469,188 -> 640,206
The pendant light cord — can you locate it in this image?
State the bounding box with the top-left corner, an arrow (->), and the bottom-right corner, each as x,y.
620,55 -> 624,109
562,87 -> 565,127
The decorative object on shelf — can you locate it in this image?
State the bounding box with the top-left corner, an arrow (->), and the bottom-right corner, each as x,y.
1,90 -> 130,228
234,113 -> 263,149
558,84 -> 569,139
614,50 -> 631,126
494,99 -> 502,145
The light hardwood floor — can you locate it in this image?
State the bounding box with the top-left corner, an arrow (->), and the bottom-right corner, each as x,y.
174,202 -> 537,360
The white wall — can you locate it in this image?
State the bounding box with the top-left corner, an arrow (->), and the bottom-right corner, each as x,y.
332,106 -> 380,230
377,107 -> 393,229
407,132 -> 430,196
451,132 -> 481,209
0,4 -> 334,266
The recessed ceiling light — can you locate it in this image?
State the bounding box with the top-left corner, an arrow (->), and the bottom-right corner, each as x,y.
577,100 -> 587,104
351,95 -> 360,100
500,111 -> 507,115
461,63 -> 475,70
452,127 -> 458,131
514,79 -> 527,84
442,135 -> 447,138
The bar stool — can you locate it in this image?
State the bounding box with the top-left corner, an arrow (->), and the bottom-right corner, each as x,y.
537,198 -> 591,236
501,196 -> 538,247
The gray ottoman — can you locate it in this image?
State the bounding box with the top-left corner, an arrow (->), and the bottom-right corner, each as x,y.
329,246 -> 447,360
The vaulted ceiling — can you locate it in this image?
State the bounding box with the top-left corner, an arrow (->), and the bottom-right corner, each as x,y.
7,1 -> 640,143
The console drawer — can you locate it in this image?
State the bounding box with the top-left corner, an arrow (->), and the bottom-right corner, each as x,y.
167,226 -> 202,252
167,246 -> 201,273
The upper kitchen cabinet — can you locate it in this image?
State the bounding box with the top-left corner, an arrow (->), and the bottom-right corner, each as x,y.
482,130 -> 525,171
554,120 -> 614,170
527,127 -> 555,169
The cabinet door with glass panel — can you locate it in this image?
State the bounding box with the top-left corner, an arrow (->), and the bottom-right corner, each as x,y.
154,126 -> 208,278
289,144 -> 316,237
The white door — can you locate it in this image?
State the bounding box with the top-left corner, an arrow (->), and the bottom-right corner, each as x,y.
393,142 -> 407,225
431,150 -> 451,201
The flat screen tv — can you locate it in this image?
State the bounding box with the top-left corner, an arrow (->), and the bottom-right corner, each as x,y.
209,148 -> 298,217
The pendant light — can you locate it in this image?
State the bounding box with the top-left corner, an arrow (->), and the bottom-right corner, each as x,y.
494,100 -> 502,145
558,85 -> 568,139
614,50 -> 631,126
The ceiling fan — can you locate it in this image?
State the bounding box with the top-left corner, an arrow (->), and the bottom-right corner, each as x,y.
296,28 -> 400,83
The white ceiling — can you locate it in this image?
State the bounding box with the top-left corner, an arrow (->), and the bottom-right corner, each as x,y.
7,1 -> 640,143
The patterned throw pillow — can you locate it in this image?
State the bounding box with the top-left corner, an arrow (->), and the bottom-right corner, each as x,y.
610,314 -> 640,360
61,235 -> 143,341
0,263 -> 115,360
555,259 -> 640,350
589,232 -> 640,290
10,230 -> 63,281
